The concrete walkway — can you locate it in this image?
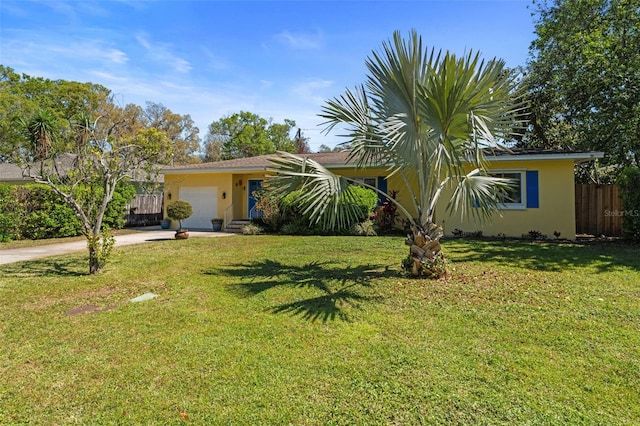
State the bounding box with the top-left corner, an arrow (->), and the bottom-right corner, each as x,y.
0,228 -> 234,265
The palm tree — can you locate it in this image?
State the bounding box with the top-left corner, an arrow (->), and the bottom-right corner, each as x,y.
24,109 -> 57,161
267,30 -> 522,278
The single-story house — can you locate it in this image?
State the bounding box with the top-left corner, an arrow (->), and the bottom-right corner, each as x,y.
161,149 -> 604,238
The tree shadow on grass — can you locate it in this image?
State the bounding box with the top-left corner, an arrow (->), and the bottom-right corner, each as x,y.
446,239 -> 640,273
0,256 -> 86,278
270,283 -> 376,322
206,260 -> 394,322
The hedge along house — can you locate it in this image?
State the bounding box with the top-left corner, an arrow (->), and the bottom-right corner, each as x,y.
161,149 -> 603,238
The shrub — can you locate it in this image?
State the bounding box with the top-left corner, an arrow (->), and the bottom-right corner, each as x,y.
281,216 -> 314,235
465,230 -> 483,238
616,166 -> 640,241
242,223 -> 264,235
0,182 -> 138,241
19,184 -> 82,239
374,189 -> 400,233
526,230 -> 543,240
252,188 -> 286,232
353,219 -> 377,236
167,200 -> 193,229
103,182 -> 136,229
343,185 -> 379,220
280,185 -> 378,235
0,184 -> 21,242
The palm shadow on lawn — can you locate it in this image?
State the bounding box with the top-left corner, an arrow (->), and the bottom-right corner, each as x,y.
447,239 -> 640,273
206,260 -> 394,322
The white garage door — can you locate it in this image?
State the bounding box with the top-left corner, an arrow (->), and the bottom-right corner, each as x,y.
178,186 -> 218,229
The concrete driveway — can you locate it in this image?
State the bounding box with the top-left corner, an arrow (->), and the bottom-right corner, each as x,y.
0,228 -> 234,265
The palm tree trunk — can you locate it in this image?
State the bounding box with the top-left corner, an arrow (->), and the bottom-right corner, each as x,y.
403,222 -> 445,278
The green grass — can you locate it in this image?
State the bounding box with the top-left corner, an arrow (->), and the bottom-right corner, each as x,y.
0,236 -> 638,424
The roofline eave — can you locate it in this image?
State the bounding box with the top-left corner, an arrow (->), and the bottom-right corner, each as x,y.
162,163 -> 363,174
486,152 -> 605,163
160,151 -> 606,175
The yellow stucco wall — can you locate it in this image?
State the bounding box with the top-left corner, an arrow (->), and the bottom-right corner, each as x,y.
433,159 -> 576,238
164,158 -> 577,237
164,172 -> 269,222
335,159 -> 577,238
163,173 -> 233,221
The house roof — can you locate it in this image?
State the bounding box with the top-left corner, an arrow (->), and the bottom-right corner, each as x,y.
0,154 -> 78,183
485,149 -> 604,163
162,151 -> 355,174
162,149 -> 605,174
0,153 -> 164,184
0,163 -> 30,182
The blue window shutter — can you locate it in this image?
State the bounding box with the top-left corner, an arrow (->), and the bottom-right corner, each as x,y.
377,176 -> 388,205
526,170 -> 539,208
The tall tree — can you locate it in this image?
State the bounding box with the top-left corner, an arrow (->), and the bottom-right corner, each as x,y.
268,30 -> 521,278
0,65 -> 110,162
201,134 -> 223,162
269,118 -> 297,152
203,111 -> 297,160
317,143 -> 351,153
143,102 -> 201,165
16,97 -> 171,274
293,128 -> 312,154
22,109 -> 58,162
521,0 -> 640,180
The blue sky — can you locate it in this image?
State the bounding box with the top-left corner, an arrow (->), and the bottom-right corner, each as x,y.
1,0 -> 535,151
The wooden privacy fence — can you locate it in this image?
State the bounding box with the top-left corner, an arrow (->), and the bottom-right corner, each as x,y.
575,184 -> 622,237
125,194 -> 163,227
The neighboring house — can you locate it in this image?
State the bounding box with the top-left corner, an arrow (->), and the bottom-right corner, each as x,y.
0,155 -> 164,193
0,162 -> 32,185
161,150 -> 603,238
0,156 -> 165,226
0,156 -> 72,185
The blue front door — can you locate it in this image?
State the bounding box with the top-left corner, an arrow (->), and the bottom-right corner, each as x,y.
248,179 -> 263,218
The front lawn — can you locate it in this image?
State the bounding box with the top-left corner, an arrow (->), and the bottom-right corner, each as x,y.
0,236 -> 638,424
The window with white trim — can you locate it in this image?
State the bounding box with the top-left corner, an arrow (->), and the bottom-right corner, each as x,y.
353,177 -> 378,189
490,171 -> 525,209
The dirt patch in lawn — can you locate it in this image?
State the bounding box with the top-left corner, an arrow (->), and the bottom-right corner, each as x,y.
22,286 -> 128,312
66,304 -> 119,316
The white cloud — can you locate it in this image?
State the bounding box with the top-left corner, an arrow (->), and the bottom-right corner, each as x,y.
106,48 -> 128,64
275,30 -> 324,50
87,70 -> 129,84
3,35 -> 129,71
291,79 -> 334,104
135,32 -> 192,74
260,80 -> 274,90
201,47 -> 231,71
135,33 -> 152,50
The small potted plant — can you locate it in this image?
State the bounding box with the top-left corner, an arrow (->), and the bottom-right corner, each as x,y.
211,218 -> 224,232
166,200 -> 193,239
160,217 -> 171,229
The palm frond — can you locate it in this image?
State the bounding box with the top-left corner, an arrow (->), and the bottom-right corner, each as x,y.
310,30 -> 523,230
266,152 -> 366,230
446,169 -> 512,222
